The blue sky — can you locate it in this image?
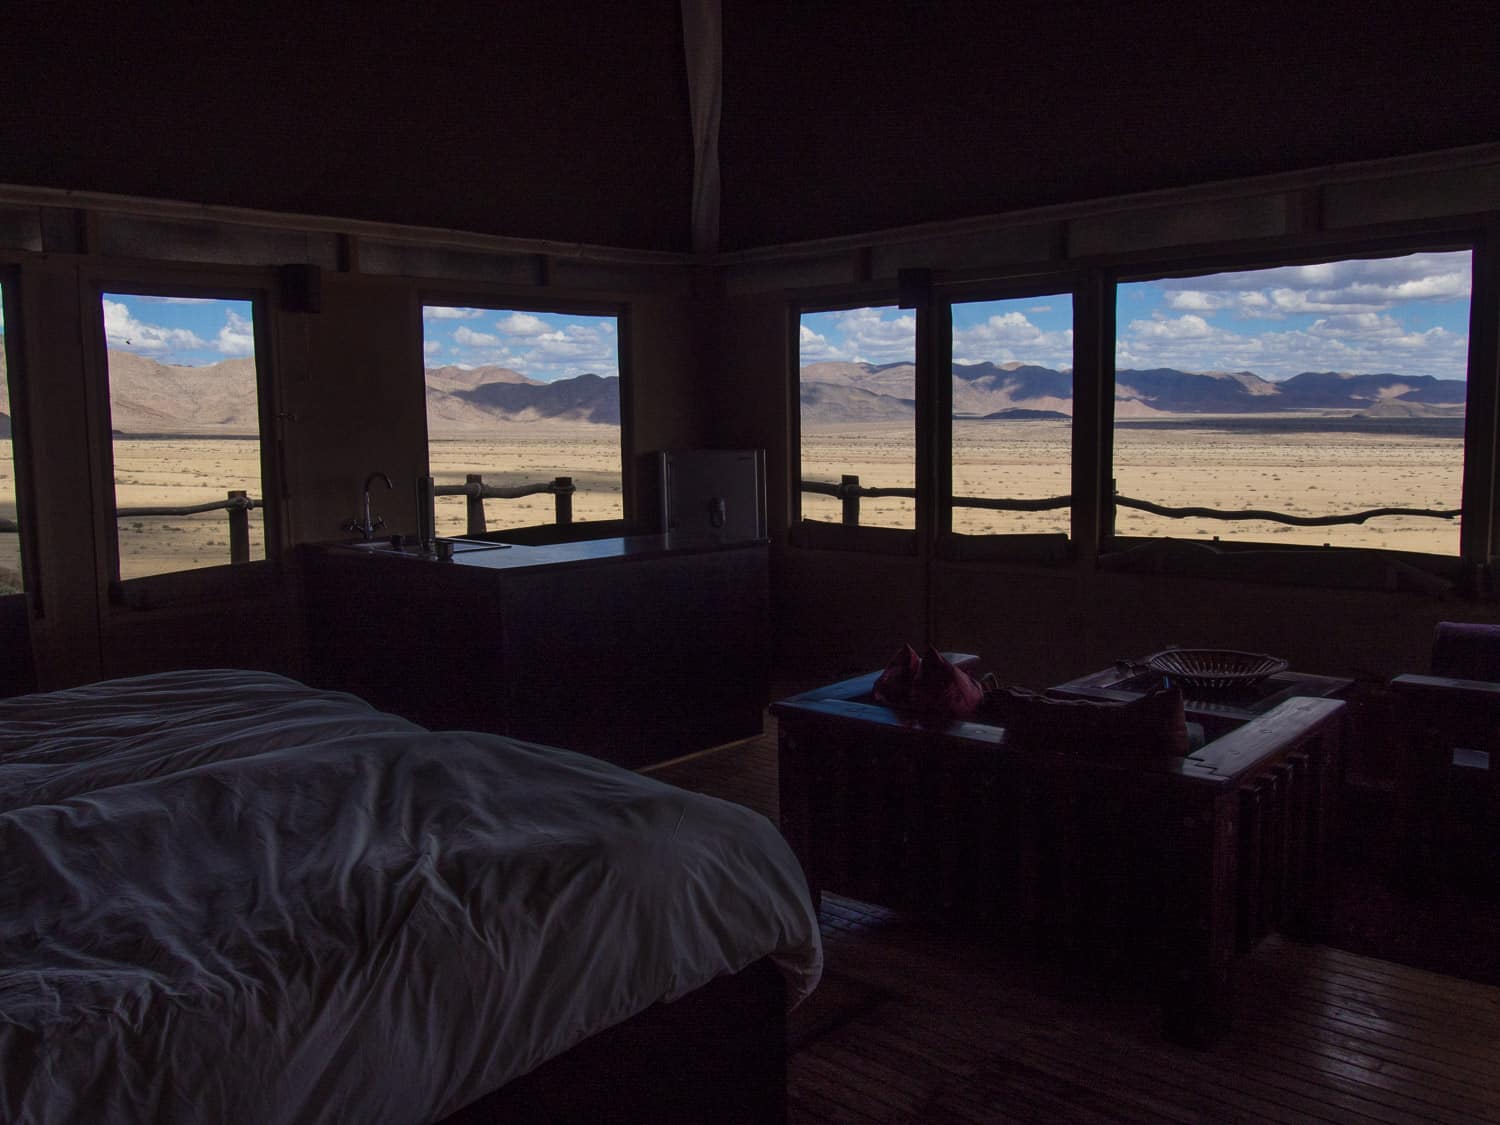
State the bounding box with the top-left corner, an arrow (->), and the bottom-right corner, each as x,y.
800,250 -> 1473,382
100,294 -> 256,365
87,296 -> 620,383
423,307 -> 618,382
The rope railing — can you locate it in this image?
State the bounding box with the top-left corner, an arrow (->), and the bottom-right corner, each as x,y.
802,473 -> 1461,532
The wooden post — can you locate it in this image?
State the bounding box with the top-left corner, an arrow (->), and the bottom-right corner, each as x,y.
228,490 -> 249,564
465,473 -> 487,537
841,474 -> 861,526
554,477 -> 574,525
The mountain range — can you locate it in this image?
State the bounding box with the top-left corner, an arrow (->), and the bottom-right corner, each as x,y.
0,342 -> 620,437
0,342 -> 1469,437
801,360 -> 1468,422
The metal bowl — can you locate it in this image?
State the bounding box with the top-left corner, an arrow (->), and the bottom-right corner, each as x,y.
1144,648 -> 1289,690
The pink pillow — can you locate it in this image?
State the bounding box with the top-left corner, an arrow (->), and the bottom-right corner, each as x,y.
872,644 -> 984,720
909,646 -> 984,720
873,643 -> 922,707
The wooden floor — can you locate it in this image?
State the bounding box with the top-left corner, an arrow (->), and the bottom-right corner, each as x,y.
647,723 -> 1500,1125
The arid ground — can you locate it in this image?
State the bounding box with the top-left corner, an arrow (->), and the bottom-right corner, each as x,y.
0,417 -> 1464,586
801,418 -> 1464,554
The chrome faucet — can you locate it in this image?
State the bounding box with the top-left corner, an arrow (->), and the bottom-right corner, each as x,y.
343,471 -> 392,540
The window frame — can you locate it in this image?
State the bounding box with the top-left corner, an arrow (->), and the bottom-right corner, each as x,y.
934,272 -> 1083,563
416,290 -> 634,536
788,290 -> 920,555
0,265 -> 41,612
1101,230 -> 1489,577
82,268 -> 284,605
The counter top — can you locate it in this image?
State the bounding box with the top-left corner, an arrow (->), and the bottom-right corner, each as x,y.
320,532 -> 769,574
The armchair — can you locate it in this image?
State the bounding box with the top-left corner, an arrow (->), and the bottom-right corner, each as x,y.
1391,622 -> 1500,886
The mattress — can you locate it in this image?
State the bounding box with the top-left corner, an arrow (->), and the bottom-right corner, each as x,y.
0,669 -> 822,1124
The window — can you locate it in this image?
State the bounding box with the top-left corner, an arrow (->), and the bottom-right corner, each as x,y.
0,280 -> 21,593
1113,250 -> 1472,555
421,305 -> 622,536
101,291 -> 270,581
949,293 -> 1075,537
797,305 -> 916,530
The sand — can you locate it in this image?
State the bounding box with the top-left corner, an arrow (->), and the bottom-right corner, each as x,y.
801,419 -> 1464,554
0,417 -> 1464,588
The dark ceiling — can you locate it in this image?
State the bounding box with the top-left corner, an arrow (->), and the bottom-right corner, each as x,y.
1,2 -> 1497,254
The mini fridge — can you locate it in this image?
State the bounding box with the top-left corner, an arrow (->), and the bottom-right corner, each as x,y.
653,449 -> 767,540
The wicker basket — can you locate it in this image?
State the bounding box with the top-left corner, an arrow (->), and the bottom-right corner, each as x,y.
1144,648 -> 1289,690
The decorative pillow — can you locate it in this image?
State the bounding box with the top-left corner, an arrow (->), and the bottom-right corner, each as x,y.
873,643 -> 922,707
982,683 -> 1189,758
909,646 -> 985,720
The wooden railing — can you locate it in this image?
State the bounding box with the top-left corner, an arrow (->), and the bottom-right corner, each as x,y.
802,473 -> 1460,531
92,474 -> 579,568
117,490 -> 259,563
434,474 -> 575,537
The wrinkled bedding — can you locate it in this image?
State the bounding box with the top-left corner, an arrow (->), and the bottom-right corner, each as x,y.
0,669 -> 822,1125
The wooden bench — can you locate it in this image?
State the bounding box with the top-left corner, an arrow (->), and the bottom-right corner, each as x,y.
773,660 -> 1345,1044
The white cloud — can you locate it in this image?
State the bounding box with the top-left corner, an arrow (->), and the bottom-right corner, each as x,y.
454,326 -> 500,347
424,306 -> 484,320
214,311 -> 256,356
1163,290 -> 1237,312
799,324 -> 843,362
498,312 -> 549,337
952,310 -> 1073,369
1129,313 -> 1217,340
102,299 -> 207,355
424,339 -> 442,355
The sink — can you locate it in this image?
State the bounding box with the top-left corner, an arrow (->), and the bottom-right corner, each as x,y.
438,537 -> 512,553
338,537 -> 511,555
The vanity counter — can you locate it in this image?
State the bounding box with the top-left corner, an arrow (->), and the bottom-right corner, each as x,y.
302,535 -> 769,768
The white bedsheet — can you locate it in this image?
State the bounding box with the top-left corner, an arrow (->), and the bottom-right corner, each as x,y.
0,670 -> 821,1125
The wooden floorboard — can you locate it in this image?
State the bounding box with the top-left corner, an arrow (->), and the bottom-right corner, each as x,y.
650,716 -> 1500,1125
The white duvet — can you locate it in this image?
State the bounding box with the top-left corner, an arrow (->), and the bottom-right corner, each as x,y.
0,670 -> 821,1125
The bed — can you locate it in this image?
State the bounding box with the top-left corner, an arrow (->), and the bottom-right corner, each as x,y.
0,669 -> 822,1124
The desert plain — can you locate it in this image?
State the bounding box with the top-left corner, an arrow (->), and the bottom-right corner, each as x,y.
0,416 -> 1465,587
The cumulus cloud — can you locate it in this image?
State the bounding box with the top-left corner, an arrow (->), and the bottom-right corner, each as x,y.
102,299 -> 207,356
428,312 -> 619,379
498,312 -> 549,337
424,306 -> 484,320
214,311 -> 256,356
1122,251 -> 1473,379
454,326 -> 500,347
952,309 -> 1073,369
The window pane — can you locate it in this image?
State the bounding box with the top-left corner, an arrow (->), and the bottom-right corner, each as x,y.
422,307 -> 622,536
951,294 -> 1074,535
0,282 -> 20,593
1114,251 -> 1471,554
798,306 -> 916,530
103,294 -> 266,579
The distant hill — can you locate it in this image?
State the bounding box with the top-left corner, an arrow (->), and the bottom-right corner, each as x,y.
800,360 -> 1467,423
980,408 -> 1070,421
56,347 -> 619,436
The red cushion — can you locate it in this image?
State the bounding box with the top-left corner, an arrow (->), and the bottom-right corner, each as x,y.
909,646 -> 984,720
872,643 -> 922,707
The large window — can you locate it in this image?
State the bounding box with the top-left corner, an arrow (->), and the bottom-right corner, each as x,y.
421,305 -> 622,536
950,293 -> 1074,537
101,291 -> 269,581
797,304 -> 916,530
0,281 -> 21,593
1113,251 -> 1472,554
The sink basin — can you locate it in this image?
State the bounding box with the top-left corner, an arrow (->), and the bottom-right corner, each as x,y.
438,538 -> 512,553
338,537 -> 511,556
